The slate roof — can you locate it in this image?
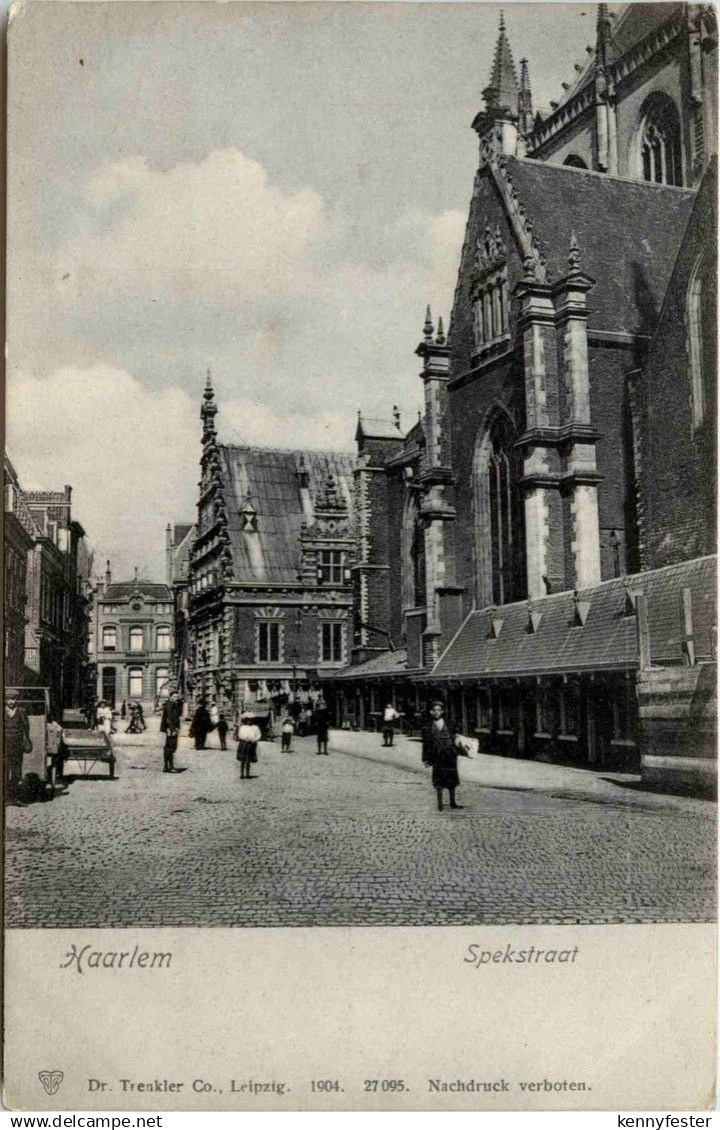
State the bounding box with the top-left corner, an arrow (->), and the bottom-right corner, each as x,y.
505,157 -> 694,335
104,581 -> 172,601
171,525 -> 195,583
218,446 -> 356,584
333,649 -> 409,680
430,557 -> 716,681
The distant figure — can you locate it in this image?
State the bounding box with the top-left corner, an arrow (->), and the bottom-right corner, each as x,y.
135,701 -> 146,732
120,700 -> 127,720
422,700 -> 470,812
5,691 -> 30,800
125,702 -> 143,734
189,700 -> 211,750
46,714 -> 64,781
381,703 -> 400,747
237,721 -> 261,779
315,701 -> 330,756
281,715 -> 295,752
98,702 -> 113,737
160,691 -> 182,773
217,712 -> 229,751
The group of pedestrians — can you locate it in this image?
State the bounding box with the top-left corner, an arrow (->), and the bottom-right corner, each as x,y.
160,692 -> 471,813
188,699 -> 229,750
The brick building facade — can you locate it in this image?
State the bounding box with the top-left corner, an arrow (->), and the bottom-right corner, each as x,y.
330,4 -> 717,788
3,458 -> 93,714
182,376 -> 356,721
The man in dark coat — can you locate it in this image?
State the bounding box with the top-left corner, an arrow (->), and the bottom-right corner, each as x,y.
160,691 -> 183,772
189,699 -> 211,750
5,691 -> 30,801
422,700 -> 467,812
314,701 -> 330,755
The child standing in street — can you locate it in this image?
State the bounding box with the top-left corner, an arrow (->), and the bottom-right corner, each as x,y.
281,715 -> 295,752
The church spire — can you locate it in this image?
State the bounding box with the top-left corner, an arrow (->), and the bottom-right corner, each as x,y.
483,11 -> 519,114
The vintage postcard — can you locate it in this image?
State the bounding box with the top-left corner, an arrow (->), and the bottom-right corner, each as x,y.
3,0 -> 717,1112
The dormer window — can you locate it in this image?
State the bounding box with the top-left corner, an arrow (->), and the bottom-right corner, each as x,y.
317,549 -> 344,585
239,493 -> 258,532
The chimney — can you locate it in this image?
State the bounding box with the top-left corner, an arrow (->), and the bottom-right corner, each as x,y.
105,560 -> 112,590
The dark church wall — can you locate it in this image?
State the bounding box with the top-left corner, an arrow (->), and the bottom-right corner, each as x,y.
587,341 -> 641,579
638,167 -> 717,569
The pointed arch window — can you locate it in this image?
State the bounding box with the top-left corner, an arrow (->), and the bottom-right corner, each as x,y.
638,94 -> 682,186
401,491 -> 426,611
473,409 -> 526,607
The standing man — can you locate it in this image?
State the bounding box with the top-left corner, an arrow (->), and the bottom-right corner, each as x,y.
381,703 -> 400,747
160,690 -> 183,773
189,699 -> 211,750
216,712 -> 229,751
5,691 -> 30,801
314,700 -> 330,756
422,700 -> 469,812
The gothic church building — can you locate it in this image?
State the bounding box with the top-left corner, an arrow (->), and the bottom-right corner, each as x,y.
332,4 -> 717,788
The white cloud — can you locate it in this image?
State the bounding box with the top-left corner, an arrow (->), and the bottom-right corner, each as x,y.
11,150 -> 469,576
7,363 -> 358,579
57,149 -> 326,304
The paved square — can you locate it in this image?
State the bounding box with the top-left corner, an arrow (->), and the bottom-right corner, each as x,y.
5,722 -> 716,927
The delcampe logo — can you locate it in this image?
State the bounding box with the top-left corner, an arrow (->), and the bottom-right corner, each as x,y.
38,1070 -> 64,1096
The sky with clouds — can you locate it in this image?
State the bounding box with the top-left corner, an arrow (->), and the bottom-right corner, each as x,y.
7,0 -> 604,578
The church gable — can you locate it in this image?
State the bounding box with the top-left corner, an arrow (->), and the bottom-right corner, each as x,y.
449,166 -> 537,381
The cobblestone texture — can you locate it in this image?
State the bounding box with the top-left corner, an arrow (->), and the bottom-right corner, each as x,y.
5,722 -> 716,928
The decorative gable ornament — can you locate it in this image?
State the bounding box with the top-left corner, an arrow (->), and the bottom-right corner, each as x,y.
474,224 -> 507,280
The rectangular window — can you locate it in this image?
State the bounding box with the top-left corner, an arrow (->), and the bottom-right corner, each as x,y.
102,625 -> 117,652
559,688 -> 579,737
321,621 -> 344,663
257,621 -> 281,663
535,691 -> 553,736
317,549 -> 344,585
612,684 -> 637,740
128,668 -> 144,698
156,626 -> 171,651
477,690 -> 492,730
129,626 -> 144,652
497,691 -> 514,732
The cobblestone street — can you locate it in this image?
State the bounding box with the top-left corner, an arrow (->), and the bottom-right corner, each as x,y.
6,720 -> 716,928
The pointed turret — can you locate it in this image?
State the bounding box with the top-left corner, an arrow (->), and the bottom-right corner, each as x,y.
472,12 -> 523,159
518,57 -> 534,137
201,368 -> 218,443
423,305 -> 434,342
483,12 -> 519,113
595,3 -> 613,72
